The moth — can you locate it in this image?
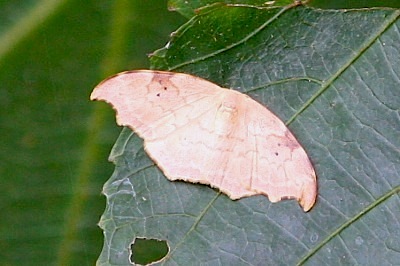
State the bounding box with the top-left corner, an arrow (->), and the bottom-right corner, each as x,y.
91,70 -> 317,211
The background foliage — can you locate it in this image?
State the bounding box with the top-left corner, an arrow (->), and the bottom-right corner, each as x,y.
0,0 -> 398,265
0,1 -> 184,265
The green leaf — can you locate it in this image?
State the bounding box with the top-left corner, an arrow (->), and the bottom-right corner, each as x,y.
168,0 -> 295,18
98,3 -> 400,266
309,0 -> 400,9
0,0 -> 183,265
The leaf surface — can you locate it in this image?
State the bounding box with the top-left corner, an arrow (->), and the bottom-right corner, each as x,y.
99,3 -> 400,265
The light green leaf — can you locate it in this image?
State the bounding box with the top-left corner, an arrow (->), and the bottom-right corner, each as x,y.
98,3 -> 400,265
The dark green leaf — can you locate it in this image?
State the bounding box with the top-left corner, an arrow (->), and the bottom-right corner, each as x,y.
98,4 -> 400,265
309,0 -> 400,9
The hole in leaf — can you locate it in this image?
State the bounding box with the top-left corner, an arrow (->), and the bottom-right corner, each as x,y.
130,238 -> 169,265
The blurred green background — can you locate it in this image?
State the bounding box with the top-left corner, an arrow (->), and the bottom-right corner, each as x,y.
0,0 -> 184,265
0,0 -> 398,265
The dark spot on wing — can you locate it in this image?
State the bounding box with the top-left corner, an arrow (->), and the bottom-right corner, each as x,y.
284,130 -> 300,150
